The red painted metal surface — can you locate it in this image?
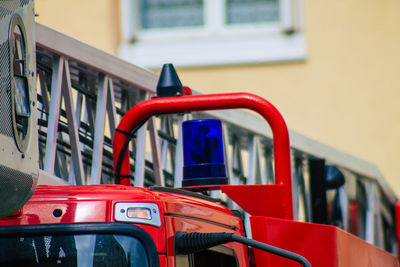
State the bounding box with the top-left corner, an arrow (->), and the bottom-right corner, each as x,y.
156,190 -> 242,230
349,201 -> 358,236
396,201 -> 400,258
220,184 -> 290,219
158,254 -> 167,267
179,184 -> 292,220
113,92 -> 293,219
0,185 -> 243,255
0,185 -> 165,252
250,216 -> 399,267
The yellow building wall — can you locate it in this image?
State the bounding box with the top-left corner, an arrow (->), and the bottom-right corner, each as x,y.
35,0 -> 400,194
35,0 -> 120,54
177,0 -> 400,194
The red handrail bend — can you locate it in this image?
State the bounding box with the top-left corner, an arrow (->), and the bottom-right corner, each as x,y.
112,92 -> 294,220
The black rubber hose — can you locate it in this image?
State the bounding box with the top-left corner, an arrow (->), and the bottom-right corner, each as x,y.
114,119 -> 148,184
175,232 -> 234,254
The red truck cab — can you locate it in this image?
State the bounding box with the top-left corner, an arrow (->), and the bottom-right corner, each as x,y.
0,184 -> 249,267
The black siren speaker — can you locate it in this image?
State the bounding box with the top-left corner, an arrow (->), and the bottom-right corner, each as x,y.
0,0 -> 38,218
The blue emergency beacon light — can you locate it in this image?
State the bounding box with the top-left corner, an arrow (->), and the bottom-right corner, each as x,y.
182,119 -> 228,187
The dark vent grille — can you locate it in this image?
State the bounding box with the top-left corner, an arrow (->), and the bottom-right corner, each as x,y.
20,0 -> 30,6
0,164 -> 34,218
0,41 -> 13,138
0,1 -> 19,21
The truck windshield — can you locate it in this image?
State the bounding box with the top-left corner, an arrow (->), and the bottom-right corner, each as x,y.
0,223 -> 159,267
0,233 -> 149,266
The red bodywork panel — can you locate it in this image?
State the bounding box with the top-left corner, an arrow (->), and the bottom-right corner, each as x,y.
0,185 -> 247,266
395,201 -> 400,257
250,216 -> 399,267
185,184 -> 291,219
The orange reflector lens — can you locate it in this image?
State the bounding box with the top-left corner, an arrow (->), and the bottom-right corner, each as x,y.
127,207 -> 152,220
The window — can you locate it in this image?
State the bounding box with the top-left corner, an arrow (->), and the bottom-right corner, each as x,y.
9,14 -> 32,152
119,0 -> 305,68
140,0 -> 204,29
0,234 -> 149,266
0,223 -> 160,267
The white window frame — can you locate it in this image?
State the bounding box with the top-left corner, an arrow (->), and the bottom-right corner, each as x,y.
119,0 -> 305,68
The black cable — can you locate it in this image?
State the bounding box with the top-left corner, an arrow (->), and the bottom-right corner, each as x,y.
174,232 -> 311,267
114,119 -> 149,184
114,112 -> 184,184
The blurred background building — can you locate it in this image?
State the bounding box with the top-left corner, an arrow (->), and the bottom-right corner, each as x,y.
35,0 -> 400,194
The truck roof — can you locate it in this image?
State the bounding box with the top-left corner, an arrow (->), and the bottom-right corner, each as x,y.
0,185 -> 243,232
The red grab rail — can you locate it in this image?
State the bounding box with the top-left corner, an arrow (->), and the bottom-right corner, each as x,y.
112,93 -> 293,217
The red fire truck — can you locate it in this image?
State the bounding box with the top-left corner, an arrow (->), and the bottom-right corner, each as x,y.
0,62 -> 398,266
0,1 -> 399,266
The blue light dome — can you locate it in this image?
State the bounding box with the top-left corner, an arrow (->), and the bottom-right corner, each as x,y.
182,119 -> 228,187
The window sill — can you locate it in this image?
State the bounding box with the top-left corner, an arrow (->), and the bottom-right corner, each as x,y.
118,32 -> 306,69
